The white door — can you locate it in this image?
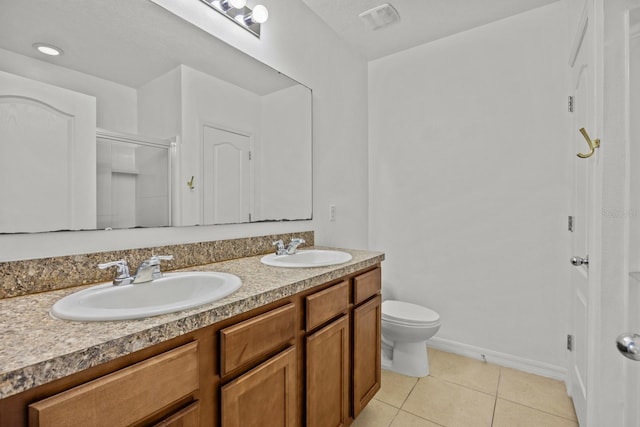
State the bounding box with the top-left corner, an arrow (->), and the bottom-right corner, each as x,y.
201,125 -> 252,225
0,70 -> 96,232
568,4 -> 597,426
573,0 -> 640,425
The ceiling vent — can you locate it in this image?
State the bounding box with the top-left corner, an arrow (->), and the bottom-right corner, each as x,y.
358,3 -> 400,31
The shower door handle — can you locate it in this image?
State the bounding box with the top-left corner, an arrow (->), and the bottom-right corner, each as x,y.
617,333 -> 640,361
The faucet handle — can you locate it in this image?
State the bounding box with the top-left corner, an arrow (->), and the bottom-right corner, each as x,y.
142,255 -> 174,280
285,238 -> 305,255
98,259 -> 129,273
98,260 -> 131,285
148,255 -> 174,265
273,240 -> 286,255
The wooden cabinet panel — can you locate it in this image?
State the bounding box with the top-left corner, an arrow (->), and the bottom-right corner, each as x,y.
221,347 -> 297,427
306,280 -> 349,331
29,342 -> 199,427
306,316 -> 349,427
353,295 -> 381,417
154,401 -> 200,427
353,268 -> 381,305
220,303 -> 296,377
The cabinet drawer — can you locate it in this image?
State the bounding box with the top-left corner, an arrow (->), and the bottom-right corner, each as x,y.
306,280 -> 349,331
353,268 -> 381,305
221,303 -> 296,376
29,341 -> 199,427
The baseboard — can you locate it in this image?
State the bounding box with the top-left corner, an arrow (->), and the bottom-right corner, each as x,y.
428,337 -> 567,381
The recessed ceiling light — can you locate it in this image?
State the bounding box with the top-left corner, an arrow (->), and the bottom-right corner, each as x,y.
33,43 -> 63,56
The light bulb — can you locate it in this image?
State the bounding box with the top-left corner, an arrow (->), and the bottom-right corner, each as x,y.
251,5 -> 268,23
229,0 -> 246,8
33,43 -> 63,56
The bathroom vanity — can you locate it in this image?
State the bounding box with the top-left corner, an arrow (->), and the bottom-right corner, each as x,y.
0,247 -> 383,427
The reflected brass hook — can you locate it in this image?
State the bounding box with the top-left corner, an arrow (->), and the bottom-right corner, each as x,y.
577,128 -> 600,158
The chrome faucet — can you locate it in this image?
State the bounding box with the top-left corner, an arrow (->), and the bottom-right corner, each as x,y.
133,255 -> 174,284
272,238 -> 306,255
285,238 -> 305,255
98,255 -> 173,285
98,260 -> 133,286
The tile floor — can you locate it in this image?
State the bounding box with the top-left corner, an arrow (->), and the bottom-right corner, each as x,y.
352,348 -> 578,427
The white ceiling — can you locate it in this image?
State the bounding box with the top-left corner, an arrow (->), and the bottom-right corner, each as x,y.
301,0 -> 560,60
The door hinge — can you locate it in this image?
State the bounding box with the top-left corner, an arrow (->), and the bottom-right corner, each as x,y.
248,151 -> 252,160
568,216 -> 574,232
249,213 -> 252,222
568,96 -> 574,113
567,334 -> 573,351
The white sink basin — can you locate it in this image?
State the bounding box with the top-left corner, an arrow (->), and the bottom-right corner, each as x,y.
50,272 -> 242,321
260,250 -> 352,268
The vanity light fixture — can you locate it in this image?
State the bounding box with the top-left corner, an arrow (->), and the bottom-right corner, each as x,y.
32,43 -> 63,56
237,4 -> 269,25
199,0 -> 268,38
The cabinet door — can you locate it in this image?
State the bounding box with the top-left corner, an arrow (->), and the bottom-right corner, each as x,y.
353,295 -> 382,417
221,346 -> 297,427
153,401 -> 200,427
306,315 -> 349,427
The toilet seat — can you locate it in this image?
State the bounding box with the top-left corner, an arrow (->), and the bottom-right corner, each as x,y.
382,300 -> 440,327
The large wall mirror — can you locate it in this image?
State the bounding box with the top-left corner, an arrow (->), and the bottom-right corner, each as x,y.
0,0 -> 312,234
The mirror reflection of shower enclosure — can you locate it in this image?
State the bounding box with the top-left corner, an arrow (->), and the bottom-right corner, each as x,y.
96,130 -> 172,229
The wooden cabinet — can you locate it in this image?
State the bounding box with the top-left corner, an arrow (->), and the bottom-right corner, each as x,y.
353,295 -> 382,417
221,347 -> 297,427
306,316 -> 349,427
220,303 -> 296,377
28,342 -> 199,427
1,264 -> 382,427
154,402 -> 200,427
305,268 -> 381,426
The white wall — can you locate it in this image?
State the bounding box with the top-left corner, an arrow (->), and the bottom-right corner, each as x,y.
258,85 -> 313,221
0,0 -> 368,261
369,3 -> 570,373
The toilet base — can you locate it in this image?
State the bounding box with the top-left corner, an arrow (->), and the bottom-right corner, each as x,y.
381,340 -> 429,377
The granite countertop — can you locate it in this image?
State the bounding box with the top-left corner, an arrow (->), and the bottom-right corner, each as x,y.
0,248 -> 384,400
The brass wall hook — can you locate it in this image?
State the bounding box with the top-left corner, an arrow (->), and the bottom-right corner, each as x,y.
577,128 -> 600,158
187,176 -> 195,190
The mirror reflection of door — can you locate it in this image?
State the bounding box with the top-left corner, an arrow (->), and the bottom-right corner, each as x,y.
202,125 -> 252,225
0,70 -> 96,232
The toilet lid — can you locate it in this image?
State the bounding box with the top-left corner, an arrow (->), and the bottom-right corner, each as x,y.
382,300 -> 440,325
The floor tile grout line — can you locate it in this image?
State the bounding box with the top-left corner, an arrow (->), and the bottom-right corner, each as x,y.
428,373 -> 499,398
496,396 -> 579,422
490,367 -> 502,426
400,405 -> 447,426
398,377 -> 420,409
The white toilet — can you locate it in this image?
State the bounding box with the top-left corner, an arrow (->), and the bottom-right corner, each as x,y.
381,300 -> 441,377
